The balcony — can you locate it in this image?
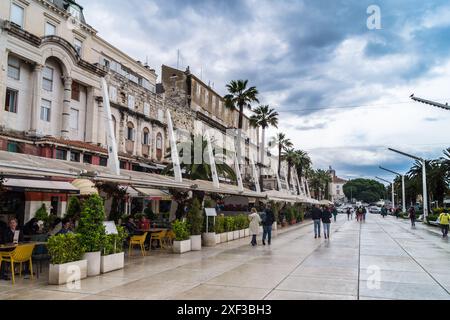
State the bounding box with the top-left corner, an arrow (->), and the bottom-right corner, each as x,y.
125,140 -> 134,154
142,144 -> 150,157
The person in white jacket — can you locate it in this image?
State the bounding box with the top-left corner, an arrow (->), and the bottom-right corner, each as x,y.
248,208 -> 261,246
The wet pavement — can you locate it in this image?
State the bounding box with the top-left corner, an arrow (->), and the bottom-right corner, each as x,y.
0,214 -> 449,300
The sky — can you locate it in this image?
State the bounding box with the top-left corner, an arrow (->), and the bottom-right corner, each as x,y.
78,0 -> 450,183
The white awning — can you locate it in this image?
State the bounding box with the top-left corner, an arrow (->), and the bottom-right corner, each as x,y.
4,178 -> 80,194
71,179 -> 98,195
133,187 -> 172,200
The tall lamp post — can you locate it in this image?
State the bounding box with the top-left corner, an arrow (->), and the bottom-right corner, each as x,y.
388,148 -> 428,220
375,176 -> 394,210
379,166 -> 406,213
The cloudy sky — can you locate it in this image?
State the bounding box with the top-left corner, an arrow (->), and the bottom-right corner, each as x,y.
78,0 -> 450,182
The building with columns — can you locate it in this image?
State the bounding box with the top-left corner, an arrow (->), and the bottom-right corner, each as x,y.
327,166 -> 347,203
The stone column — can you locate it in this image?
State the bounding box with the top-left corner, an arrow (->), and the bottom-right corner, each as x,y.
136,119 -> 142,157
85,86 -> 97,143
96,97 -> 106,146
61,76 -> 72,139
29,64 -> 44,134
118,114 -> 126,153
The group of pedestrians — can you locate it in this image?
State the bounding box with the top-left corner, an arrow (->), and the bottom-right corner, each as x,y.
248,204 -> 275,247
311,204 -> 333,239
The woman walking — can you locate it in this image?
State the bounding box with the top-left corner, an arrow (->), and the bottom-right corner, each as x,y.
438,211 -> 449,239
408,206 -> 416,228
249,208 -> 262,246
322,206 -> 332,239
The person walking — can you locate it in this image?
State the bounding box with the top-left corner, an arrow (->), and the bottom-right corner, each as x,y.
356,207 -> 362,222
322,206 -> 332,239
262,204 -> 275,246
408,206 -> 416,228
438,211 -> 449,239
362,206 -> 367,222
381,206 -> 387,218
332,206 -> 338,222
311,204 -> 323,239
346,208 -> 351,221
249,208 -> 261,246
394,207 -> 399,219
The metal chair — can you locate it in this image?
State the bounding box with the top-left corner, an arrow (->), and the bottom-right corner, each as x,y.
0,244 -> 36,285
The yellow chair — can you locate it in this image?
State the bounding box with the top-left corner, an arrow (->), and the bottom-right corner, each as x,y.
164,230 -> 175,248
0,244 -> 35,285
150,230 -> 167,250
128,232 -> 148,257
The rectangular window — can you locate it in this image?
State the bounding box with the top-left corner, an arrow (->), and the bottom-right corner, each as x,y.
110,60 -> 119,73
55,149 -> 67,160
70,151 -> 80,162
127,127 -> 134,141
143,102 -> 150,116
127,95 -> 135,109
120,161 -> 126,169
109,86 -> 117,102
7,56 -> 20,80
71,82 -> 80,101
83,153 -> 92,164
143,132 -> 149,145
74,38 -> 82,55
5,88 -> 18,113
42,66 -> 53,91
40,99 -> 51,122
7,142 -> 19,153
99,157 -> 108,167
45,22 -> 56,36
70,108 -> 79,130
102,58 -> 110,69
10,3 -> 24,28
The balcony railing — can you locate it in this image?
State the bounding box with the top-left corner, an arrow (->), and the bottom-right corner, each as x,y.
142,144 -> 150,157
125,140 -> 134,154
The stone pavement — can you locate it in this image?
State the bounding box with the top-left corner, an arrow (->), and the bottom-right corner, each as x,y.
0,214 -> 449,300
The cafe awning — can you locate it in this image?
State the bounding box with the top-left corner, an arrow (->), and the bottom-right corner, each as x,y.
4,178 -> 80,194
133,187 -> 172,200
71,179 -> 98,195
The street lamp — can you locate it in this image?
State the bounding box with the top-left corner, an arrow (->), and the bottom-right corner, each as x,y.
388,148 -> 428,219
375,176 -> 394,210
379,166 -> 406,213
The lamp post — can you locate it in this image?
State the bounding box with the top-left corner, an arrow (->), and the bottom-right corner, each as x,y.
388,148 -> 428,220
375,176 -> 394,210
379,166 -> 406,213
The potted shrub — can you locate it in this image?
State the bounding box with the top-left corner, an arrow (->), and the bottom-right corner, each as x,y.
244,214 -> 250,237
101,226 -> 127,273
186,199 -> 203,251
215,215 -> 227,243
232,216 -> 240,239
235,215 -> 245,238
76,194 -> 106,277
225,216 -> 235,241
201,205 -> 216,247
48,233 -> 87,285
172,220 -> 191,253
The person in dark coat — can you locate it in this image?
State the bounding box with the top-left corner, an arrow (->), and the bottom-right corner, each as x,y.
322,206 -> 332,239
0,218 -> 24,280
408,206 -> 416,228
311,205 -> 323,239
262,203 -> 275,246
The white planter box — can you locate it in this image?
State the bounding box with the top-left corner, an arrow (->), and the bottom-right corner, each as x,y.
227,231 -> 234,241
173,239 -> 191,254
220,232 -> 228,243
202,232 -> 216,247
233,231 -> 239,240
215,234 -> 221,244
83,251 -> 101,277
190,235 -> 202,251
49,260 -> 87,285
244,228 -> 250,237
101,252 -> 124,274
239,229 -> 245,238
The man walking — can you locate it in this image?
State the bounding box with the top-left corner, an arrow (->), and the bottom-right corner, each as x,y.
381,206 -> 387,218
262,203 -> 275,246
346,208 -> 351,221
311,205 -> 322,239
332,206 -> 338,222
438,211 -> 449,239
408,206 -> 416,228
322,206 -> 332,239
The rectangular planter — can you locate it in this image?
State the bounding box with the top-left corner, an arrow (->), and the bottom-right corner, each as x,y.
239,229 -> 245,238
190,235 -> 202,251
202,232 -> 216,247
227,231 -> 234,241
101,252 -> 124,274
83,251 -> 101,277
220,232 -> 228,243
233,231 -> 239,240
49,260 -> 87,285
173,239 -> 191,254
215,234 -> 221,244
244,228 -> 250,237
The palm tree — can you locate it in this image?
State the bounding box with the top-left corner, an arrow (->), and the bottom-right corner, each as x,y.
281,148 -> 298,191
250,105 -> 279,191
224,80 -> 259,130
294,149 -> 311,190
270,133 -> 293,177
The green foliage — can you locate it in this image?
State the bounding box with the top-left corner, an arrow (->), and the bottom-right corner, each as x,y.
65,196 -> 81,221
203,199 -> 213,208
134,213 -> 144,220
144,207 -> 156,220
186,198 -> 203,235
426,214 -> 440,223
103,226 -> 127,256
224,216 -> 235,232
76,194 -> 106,252
234,215 -> 247,230
47,233 -> 85,265
343,179 -> 386,202
172,220 -> 190,241
284,207 -> 293,221
215,215 -> 225,234
34,204 -> 48,222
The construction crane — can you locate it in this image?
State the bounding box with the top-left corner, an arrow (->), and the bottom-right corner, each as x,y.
410,94 -> 450,111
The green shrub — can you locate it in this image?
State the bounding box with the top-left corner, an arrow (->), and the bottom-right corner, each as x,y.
298,210 -> 304,222
76,194 -> 106,252
172,220 -> 190,241
426,214 -> 439,223
65,196 -> 81,221
234,215 -> 245,230
47,233 -> 85,265
284,208 -> 292,221
186,198 -> 203,235
215,215 -> 225,234
103,226 -> 127,256
224,216 -> 235,232
144,207 -> 156,221
35,204 -> 48,222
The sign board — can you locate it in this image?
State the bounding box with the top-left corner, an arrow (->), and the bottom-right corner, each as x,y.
205,208 -> 217,217
103,221 -> 118,235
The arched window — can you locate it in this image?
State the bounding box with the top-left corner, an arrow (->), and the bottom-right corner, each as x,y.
127,122 -> 135,141
156,132 -> 163,161
143,127 -> 150,145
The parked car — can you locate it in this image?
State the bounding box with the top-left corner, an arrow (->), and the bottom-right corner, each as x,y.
369,206 -> 381,214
